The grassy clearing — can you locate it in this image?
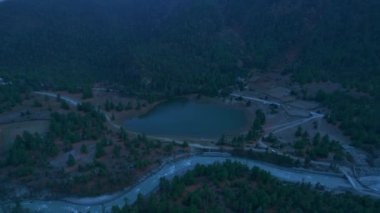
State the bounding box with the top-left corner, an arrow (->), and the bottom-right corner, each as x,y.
0,120 -> 49,153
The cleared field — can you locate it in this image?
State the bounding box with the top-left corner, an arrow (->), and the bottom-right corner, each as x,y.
0,120 -> 49,153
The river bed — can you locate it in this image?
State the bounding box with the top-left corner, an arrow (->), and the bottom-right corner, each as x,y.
12,154 -> 352,213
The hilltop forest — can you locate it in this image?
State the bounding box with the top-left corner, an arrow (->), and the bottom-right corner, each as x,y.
0,0 -> 379,149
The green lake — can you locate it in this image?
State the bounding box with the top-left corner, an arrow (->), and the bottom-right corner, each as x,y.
124,100 -> 249,139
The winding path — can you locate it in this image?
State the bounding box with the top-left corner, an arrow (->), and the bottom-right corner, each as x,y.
231,93 -> 324,135
33,91 -> 122,130
231,94 -> 281,107
34,92 -> 80,107
229,93 -> 380,193
267,112 -> 324,134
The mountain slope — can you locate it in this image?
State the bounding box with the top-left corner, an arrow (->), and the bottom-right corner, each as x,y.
0,0 -> 380,148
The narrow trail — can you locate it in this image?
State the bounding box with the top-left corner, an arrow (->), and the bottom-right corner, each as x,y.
268,112 -> 324,134
231,93 -> 324,135
34,92 -> 80,106
33,91 -> 121,130
231,93 -> 281,106
230,92 -> 380,194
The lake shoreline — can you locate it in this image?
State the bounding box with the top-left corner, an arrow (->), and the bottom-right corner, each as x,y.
120,95 -> 254,142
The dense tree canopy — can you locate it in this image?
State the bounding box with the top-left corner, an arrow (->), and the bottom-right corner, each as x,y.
0,0 -> 379,148
113,161 -> 380,213
1,0 -> 377,94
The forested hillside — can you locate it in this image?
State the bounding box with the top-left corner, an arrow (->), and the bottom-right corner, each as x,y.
113,161 -> 380,212
1,0 -> 379,147
0,0 -> 247,97
1,0 -> 379,92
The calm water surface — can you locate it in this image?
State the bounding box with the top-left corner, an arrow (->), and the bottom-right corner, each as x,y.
124,100 -> 248,139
